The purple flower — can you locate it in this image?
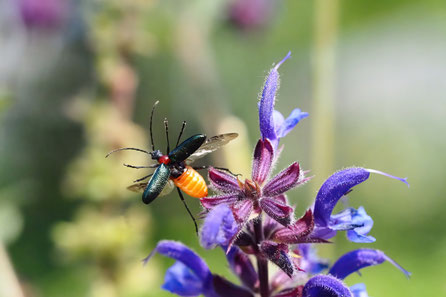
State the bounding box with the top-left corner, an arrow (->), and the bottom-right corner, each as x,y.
350,284 -> 368,297
302,249 -> 410,297
328,249 -> 411,280
312,167 -> 409,243
143,241 -> 217,297
228,0 -> 273,30
258,52 -> 309,148
144,240 -> 254,297
201,138 -> 308,227
297,244 -> 329,275
302,275 -> 352,297
19,0 -> 67,29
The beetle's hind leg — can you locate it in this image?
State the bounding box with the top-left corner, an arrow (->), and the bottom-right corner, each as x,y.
193,165 -> 241,177
176,187 -> 198,235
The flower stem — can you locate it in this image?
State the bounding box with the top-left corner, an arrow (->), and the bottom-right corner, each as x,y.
254,215 -> 269,297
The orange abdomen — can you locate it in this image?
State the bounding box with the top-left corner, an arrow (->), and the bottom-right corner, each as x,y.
172,166 -> 208,198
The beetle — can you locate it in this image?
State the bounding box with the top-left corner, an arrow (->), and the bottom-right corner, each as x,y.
106,101 -> 238,233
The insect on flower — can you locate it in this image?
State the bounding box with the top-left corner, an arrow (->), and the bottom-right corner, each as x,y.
106,101 -> 238,233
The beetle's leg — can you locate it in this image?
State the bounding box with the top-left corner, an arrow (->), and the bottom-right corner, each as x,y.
123,163 -> 159,169
133,173 -> 154,183
193,165 -> 241,177
176,187 -> 198,235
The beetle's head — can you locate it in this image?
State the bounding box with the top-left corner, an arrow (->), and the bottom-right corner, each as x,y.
150,150 -> 163,160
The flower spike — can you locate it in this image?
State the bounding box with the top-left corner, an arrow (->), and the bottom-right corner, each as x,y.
258,52 -> 308,147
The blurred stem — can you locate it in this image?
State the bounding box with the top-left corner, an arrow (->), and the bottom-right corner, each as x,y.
311,0 -> 339,190
0,243 -> 25,297
254,216 -> 269,297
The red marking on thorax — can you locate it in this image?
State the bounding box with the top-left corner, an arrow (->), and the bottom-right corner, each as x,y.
158,155 -> 171,164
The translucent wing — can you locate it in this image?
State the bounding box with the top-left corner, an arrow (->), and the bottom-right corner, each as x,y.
127,180 -> 175,197
186,133 -> 238,164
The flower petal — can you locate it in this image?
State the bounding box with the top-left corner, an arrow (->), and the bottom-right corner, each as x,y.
272,286 -> 303,297
350,284 -> 369,297
303,275 -> 352,297
297,244 -> 329,274
260,197 -> 294,226
263,162 -> 303,197
252,139 -> 274,184
200,204 -> 238,249
226,247 -> 259,291
276,108 -> 309,138
313,168 -> 370,227
212,274 -> 255,297
272,210 -> 314,243
144,240 -> 215,296
162,262 -> 205,296
328,207 -> 375,243
273,110 -> 285,137
231,200 -> 254,225
328,249 -> 411,280
209,168 -> 240,193
200,194 -> 240,209
259,52 -> 291,142
260,241 -> 295,277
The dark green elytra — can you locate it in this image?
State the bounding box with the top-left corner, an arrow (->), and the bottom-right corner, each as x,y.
143,164 -> 170,204
168,134 -> 206,163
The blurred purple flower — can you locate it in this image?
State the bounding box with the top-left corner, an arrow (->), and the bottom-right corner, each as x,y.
19,0 -> 67,29
228,0 -> 273,30
350,284 -> 368,297
258,52 -> 309,148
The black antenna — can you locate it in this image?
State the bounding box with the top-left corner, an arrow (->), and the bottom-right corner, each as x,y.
164,118 -> 170,153
176,188 -> 198,234
176,121 -> 187,147
150,101 -> 160,152
106,147 -> 150,158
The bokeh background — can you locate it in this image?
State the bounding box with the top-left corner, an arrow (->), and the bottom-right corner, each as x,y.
1,0 -> 445,296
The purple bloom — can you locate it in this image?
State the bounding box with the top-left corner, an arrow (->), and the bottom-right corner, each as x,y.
228,0 -> 273,30
19,0 -> 67,29
328,249 -> 411,280
350,284 -> 368,297
143,241 -> 217,297
313,167 -> 408,243
302,275 -> 352,297
297,244 -> 329,275
258,52 -> 309,148
201,138 -> 308,227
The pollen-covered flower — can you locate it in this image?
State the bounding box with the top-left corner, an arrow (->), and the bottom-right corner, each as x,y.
201,138 -> 308,227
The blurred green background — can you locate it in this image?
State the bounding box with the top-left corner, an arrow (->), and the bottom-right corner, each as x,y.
1,0 -> 445,296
